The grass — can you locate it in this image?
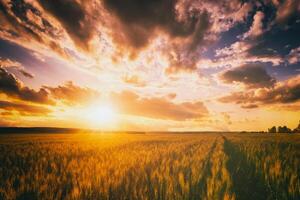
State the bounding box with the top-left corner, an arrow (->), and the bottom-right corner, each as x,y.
0,132 -> 299,200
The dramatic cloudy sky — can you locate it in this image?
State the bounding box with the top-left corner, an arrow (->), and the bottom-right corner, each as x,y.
0,0 -> 299,131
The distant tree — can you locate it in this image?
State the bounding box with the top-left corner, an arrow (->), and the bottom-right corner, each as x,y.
278,126 -> 292,133
268,122 -> 300,134
268,126 -> 276,133
293,120 -> 300,133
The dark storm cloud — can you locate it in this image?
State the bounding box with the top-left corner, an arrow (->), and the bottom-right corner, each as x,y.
0,100 -> 51,115
0,0 -> 254,74
0,0 -> 68,58
0,0 -> 42,42
0,68 -> 53,104
102,0 -> 210,50
219,75 -> 300,107
38,0 -> 95,50
9,0 -> 51,34
220,64 -> 276,88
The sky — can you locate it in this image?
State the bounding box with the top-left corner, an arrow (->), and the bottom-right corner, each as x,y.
0,0 -> 299,131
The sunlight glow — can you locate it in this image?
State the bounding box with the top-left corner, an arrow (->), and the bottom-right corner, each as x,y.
83,103 -> 118,128
92,105 -> 115,123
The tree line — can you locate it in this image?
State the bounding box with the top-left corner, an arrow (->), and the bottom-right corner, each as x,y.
268,121 -> 300,133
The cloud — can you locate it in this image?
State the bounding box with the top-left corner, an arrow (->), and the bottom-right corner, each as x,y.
212,6 -> 299,70
164,50 -> 199,74
102,0 -> 210,50
0,68 -> 53,104
0,0 -> 69,58
0,0 -> 255,76
102,0 -> 254,74
44,81 -> 100,106
167,93 -> 177,100
0,100 -> 51,115
246,11 -> 300,60
0,58 -> 34,78
219,75 -> 300,107
231,2 -> 252,23
287,46 -> 300,64
0,57 -> 21,68
111,91 -> 208,121
215,40 -> 284,68
243,11 -> 265,39
38,0 -> 96,51
274,0 -> 300,23
0,68 -> 100,107
221,112 -> 232,125
216,41 -> 252,58
241,104 -> 259,109
122,75 -> 146,87
275,103 -> 300,112
0,67 -> 102,107
18,69 -> 34,78
220,64 -> 276,88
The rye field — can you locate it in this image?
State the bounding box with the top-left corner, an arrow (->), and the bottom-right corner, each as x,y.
0,132 -> 299,200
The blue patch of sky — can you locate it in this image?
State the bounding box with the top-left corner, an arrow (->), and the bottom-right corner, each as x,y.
202,23 -> 249,59
0,39 -> 99,88
202,4 -> 259,60
266,62 -> 300,81
0,39 -> 39,69
248,59 -> 300,81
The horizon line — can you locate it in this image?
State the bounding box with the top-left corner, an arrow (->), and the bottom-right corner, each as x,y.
0,126 -> 271,134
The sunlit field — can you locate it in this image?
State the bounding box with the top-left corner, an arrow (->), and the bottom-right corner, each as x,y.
0,133 -> 299,200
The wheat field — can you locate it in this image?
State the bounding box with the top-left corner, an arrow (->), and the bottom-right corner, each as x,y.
0,133 -> 299,200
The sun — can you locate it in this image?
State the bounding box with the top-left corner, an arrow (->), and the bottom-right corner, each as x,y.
91,105 -> 115,123
82,103 -> 118,128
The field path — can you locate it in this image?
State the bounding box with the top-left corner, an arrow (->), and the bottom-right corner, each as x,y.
190,136 -> 235,200
187,138 -> 217,199
222,136 -> 272,200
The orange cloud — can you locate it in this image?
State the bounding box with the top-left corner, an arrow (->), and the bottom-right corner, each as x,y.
111,91 -> 208,121
0,68 -> 53,104
243,11 -> 265,39
44,81 -> 100,106
219,75 -> 300,108
0,69 -> 100,107
122,75 -> 146,87
0,100 -> 51,116
0,58 -> 34,78
0,0 -> 70,59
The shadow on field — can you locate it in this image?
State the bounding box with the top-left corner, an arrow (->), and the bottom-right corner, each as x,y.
17,191 -> 38,200
223,137 -> 271,200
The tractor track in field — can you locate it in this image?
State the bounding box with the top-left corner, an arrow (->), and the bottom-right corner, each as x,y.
222,135 -> 273,200
188,137 -> 218,199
